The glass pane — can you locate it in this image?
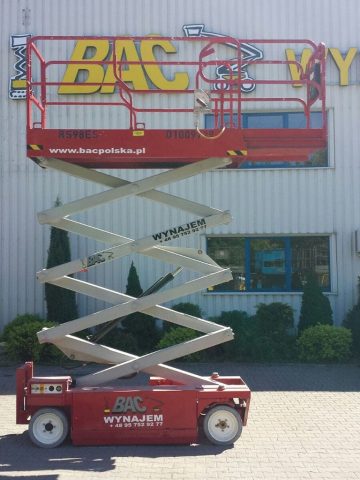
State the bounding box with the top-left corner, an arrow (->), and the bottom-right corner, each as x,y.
204,113 -> 240,128
207,237 -> 246,291
288,111 -> 323,128
250,238 -> 286,290
310,111 -> 323,128
246,113 -> 284,128
287,112 -> 306,128
291,236 -> 330,290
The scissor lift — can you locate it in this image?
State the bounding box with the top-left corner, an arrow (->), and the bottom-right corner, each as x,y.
17,36 -> 326,447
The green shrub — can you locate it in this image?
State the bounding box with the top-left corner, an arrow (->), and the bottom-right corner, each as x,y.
298,272 -> 333,333
156,326 -> 202,361
255,302 -> 294,335
162,302 -> 203,334
343,303 -> 360,358
206,310 -> 254,361
297,324 -> 352,362
172,302 -> 202,318
205,304 -> 297,363
100,329 -> 139,353
121,312 -> 160,354
2,314 -> 41,342
121,261 -> 160,354
251,303 -> 297,362
4,314 -> 60,362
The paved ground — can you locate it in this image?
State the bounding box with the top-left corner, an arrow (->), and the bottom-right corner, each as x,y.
0,362 -> 360,480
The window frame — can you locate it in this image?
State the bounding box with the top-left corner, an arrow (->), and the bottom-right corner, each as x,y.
205,234 -> 332,294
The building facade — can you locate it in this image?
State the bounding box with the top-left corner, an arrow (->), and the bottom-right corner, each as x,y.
1,0 -> 360,331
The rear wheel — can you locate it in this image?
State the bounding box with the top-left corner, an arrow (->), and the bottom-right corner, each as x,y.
203,405 -> 242,446
29,408 -> 69,448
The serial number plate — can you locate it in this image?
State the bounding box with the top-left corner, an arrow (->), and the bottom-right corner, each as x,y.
165,130 -> 200,139
58,130 -> 99,139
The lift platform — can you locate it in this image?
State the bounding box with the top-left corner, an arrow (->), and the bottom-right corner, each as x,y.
17,35 -> 326,447
26,36 -> 327,168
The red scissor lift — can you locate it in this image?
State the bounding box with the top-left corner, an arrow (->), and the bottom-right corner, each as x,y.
17,36 -> 326,447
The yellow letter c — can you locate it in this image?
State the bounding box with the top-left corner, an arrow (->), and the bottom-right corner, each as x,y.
140,38 -> 189,90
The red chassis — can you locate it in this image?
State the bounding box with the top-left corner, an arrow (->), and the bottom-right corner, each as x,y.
16,362 -> 251,447
27,127 -> 326,169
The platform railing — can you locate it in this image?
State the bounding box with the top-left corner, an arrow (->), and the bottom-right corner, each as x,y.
26,36 -> 326,133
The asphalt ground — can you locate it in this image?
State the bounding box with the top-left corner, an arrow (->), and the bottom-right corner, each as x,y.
1,362 -> 360,480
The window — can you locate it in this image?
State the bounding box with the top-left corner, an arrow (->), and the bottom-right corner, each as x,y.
250,238 -> 286,290
207,236 -> 330,293
243,111 -> 324,129
205,111 -> 328,167
207,237 -> 246,292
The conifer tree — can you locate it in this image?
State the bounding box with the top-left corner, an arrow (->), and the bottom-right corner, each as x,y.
126,261 -> 143,297
122,261 -> 160,353
45,198 -> 78,324
343,277 -> 360,357
298,272 -> 333,333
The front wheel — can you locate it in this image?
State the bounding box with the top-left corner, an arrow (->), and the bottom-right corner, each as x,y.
29,408 -> 69,448
203,405 -> 242,446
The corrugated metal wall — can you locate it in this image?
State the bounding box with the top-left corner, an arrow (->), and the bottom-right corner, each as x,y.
1,0 -> 360,330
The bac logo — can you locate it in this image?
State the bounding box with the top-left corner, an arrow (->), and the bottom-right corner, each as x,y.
7,27 -> 263,97
112,396 -> 146,413
59,37 -> 189,94
59,24 -> 263,95
183,24 -> 263,93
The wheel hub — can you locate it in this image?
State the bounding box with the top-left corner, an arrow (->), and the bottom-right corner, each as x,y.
44,421 -> 55,433
215,418 -> 229,431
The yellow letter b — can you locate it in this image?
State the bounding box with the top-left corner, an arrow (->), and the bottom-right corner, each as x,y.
58,40 -> 109,94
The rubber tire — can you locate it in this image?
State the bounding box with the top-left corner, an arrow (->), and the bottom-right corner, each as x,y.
29,408 -> 69,448
203,405 -> 243,446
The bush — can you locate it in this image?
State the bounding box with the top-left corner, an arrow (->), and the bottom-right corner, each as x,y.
251,303 -> 297,362
2,314 -> 38,342
343,302 -> 360,358
297,325 -> 352,362
298,272 -> 333,333
121,261 -> 160,354
172,302 -> 202,318
255,302 -> 294,335
121,312 -> 160,354
100,329 -> 139,353
156,326 -> 202,362
3,314 -> 60,362
162,302 -> 203,334
204,304 -> 297,363
206,310 -> 254,361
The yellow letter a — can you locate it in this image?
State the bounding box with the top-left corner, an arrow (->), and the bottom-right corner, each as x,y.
101,40 -> 149,92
